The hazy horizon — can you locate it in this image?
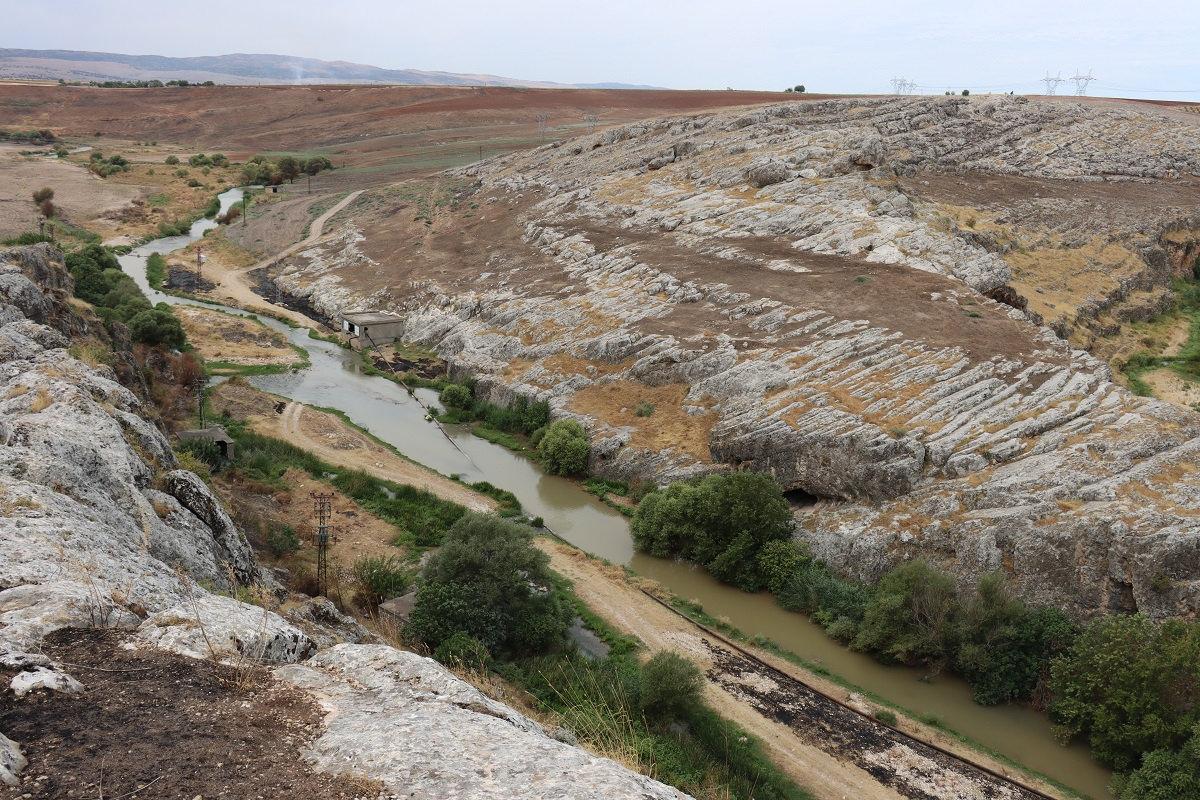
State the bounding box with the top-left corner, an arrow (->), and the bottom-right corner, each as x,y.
7,0 -> 1200,99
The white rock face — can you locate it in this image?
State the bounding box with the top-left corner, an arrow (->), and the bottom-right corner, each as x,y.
0,244 -> 695,797
274,97 -> 1200,618
0,732 -> 25,788
277,645 -> 690,800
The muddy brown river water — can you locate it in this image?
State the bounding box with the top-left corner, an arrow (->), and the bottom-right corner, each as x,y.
120,188 -> 1113,799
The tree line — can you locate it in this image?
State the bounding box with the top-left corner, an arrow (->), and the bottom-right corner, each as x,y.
631,471 -> 1200,798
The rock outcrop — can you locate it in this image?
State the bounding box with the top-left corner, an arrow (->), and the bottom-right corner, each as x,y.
279,645 -> 689,799
269,96 -> 1200,618
0,244 -> 685,798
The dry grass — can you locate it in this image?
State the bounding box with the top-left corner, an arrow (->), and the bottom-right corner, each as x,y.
29,388 -> 52,412
568,380 -> 716,462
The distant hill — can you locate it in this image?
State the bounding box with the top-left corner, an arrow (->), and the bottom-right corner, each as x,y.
0,48 -> 659,89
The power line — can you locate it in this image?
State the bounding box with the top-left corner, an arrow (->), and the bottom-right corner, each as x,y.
1071,69 -> 1096,96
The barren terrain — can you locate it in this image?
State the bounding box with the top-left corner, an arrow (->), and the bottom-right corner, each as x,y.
268,94 -> 1200,618
175,306 -> 299,369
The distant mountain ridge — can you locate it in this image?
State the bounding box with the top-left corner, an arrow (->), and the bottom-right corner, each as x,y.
0,48 -> 658,89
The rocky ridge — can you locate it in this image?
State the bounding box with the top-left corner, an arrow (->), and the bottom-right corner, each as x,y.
0,244 -> 686,799
271,96 -> 1200,619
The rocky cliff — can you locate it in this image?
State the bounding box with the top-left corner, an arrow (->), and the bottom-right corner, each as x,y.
0,244 -> 686,799
268,96 -> 1200,619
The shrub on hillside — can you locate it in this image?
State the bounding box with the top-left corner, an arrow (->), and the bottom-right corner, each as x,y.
266,523 -> 300,557
851,561 -> 958,667
164,155 -> 180,165
640,651 -> 703,722
537,419 -> 589,477
128,306 -> 186,349
433,632 -> 492,671
405,513 -> 570,657
350,555 -> 410,610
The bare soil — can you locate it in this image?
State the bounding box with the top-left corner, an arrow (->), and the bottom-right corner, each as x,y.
0,84 -> 819,188
0,146 -> 139,238
174,305 -> 298,367
0,629 -> 378,800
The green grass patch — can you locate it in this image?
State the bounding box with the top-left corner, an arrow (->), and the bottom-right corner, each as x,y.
147,193 -> 170,208
145,252 -> 167,289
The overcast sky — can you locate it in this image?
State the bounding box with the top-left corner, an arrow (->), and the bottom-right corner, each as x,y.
8,0 -> 1200,98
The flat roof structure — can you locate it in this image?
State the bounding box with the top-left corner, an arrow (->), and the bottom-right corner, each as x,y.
342,312 -> 403,326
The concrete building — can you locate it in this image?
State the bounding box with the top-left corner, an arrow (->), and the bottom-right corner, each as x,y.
177,426 -> 235,461
341,311 -> 405,350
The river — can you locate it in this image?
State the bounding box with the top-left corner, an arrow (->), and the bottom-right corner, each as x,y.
119,187 -> 1113,799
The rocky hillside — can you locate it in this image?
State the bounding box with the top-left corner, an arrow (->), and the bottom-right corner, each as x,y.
267,96 -> 1200,620
0,244 -> 686,798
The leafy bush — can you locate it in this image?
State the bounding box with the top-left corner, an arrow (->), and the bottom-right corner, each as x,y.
537,419 -> 589,476
128,306 -> 187,349
164,155 -> 180,165
177,437 -> 223,471
145,252 -> 167,289
405,514 -> 571,657
2,232 -> 53,246
873,709 -> 898,726
634,401 -> 655,417
350,555 -> 410,609
639,651 -> 703,722
266,524 -> 300,557
852,561 -> 958,667
31,187 -> 54,204
433,632 -> 492,671
632,472 -> 791,590
1050,614 -> 1200,771
1115,726 -> 1200,800
439,383 -> 472,409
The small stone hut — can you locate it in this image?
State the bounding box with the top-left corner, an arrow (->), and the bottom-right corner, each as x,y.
341,311 -> 405,350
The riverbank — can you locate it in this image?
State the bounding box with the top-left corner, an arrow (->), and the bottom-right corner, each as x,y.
113,185 -> 1114,800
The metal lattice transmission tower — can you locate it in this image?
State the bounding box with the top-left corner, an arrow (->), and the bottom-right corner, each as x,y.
311,492 -> 334,595
1071,69 -> 1096,96
584,114 -> 599,135
890,78 -> 917,96
534,113 -> 549,141
1042,72 -> 1064,96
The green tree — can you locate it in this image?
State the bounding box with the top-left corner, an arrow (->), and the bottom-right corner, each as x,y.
953,573 -> 1076,705
640,651 -> 703,722
405,514 -> 571,657
277,156 -> 301,183
537,419 -> 589,476
631,472 -> 792,590
1050,615 -> 1200,771
127,306 -> 187,349
852,561 -> 958,667
1116,726 -> 1200,800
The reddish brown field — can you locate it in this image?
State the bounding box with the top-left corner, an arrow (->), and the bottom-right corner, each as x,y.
0,84 -> 835,183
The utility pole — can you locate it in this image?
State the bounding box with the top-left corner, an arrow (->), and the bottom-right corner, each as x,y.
311,492 -> 334,596
191,375 -> 207,428
1071,69 -> 1095,96
242,193 -> 248,226
195,244 -> 203,279
535,113 -> 548,142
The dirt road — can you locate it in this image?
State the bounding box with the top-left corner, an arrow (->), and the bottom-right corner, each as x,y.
211,381 -> 494,513
183,190 -> 363,328
541,541 -> 1064,800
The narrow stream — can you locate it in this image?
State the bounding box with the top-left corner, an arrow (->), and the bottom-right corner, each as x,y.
120,188 -> 1113,799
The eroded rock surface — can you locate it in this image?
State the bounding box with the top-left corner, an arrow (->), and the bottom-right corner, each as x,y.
271,97 -> 1200,618
278,644 -> 688,800
0,243 -> 691,797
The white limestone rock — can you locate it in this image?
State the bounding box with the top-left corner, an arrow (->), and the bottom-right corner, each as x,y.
277,644 -> 690,800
